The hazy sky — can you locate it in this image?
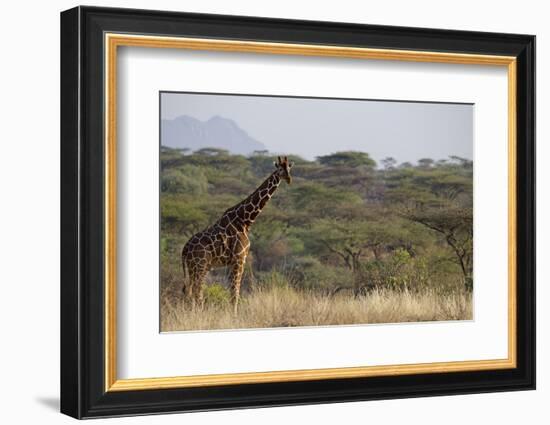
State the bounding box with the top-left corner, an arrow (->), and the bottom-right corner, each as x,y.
161,92 -> 473,164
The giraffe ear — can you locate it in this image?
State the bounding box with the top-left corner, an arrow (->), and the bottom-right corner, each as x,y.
289,161 -> 294,168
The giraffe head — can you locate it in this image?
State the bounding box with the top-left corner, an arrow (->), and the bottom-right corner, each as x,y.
274,156 -> 293,184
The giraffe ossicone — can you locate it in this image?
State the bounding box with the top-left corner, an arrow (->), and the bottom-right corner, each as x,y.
181,156 -> 294,313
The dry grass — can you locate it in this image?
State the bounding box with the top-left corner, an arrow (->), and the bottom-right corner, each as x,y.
160,286 -> 472,332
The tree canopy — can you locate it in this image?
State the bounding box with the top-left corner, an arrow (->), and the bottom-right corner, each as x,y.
161,147 -> 473,292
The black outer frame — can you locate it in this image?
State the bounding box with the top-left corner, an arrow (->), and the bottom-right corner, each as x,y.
60,6 -> 535,419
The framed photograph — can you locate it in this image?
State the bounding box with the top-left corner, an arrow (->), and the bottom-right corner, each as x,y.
60,6 -> 535,419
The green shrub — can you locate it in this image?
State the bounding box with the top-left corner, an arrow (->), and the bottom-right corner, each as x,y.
360,249 -> 430,291
203,283 -> 230,307
256,270 -> 293,290
161,165 -> 208,195
289,257 -> 353,290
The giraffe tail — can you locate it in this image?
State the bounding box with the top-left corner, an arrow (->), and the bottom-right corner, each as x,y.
181,250 -> 189,295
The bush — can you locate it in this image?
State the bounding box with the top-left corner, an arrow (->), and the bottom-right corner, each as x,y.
360,249 -> 429,291
203,283 -> 231,307
160,197 -> 208,230
256,270 -> 293,290
289,257 -> 353,290
161,165 -> 208,195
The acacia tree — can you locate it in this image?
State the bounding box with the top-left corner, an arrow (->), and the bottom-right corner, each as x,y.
317,151 -> 377,168
402,206 -> 473,290
381,157 -> 397,170
386,159 -> 474,290
305,217 -> 409,293
314,151 -> 379,200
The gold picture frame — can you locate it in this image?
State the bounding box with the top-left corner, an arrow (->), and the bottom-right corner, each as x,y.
104,33 -> 518,392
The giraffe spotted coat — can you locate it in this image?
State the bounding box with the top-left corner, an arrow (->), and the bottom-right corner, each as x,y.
181,156 -> 293,312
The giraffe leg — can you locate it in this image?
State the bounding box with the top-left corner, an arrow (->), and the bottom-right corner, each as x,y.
183,281 -> 193,304
229,259 -> 245,314
183,260 -> 207,310
182,258 -> 194,307
191,267 -> 208,310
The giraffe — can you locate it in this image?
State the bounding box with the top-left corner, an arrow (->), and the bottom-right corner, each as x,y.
181,156 -> 293,313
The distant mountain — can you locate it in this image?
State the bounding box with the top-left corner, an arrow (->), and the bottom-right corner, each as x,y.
161,115 -> 267,155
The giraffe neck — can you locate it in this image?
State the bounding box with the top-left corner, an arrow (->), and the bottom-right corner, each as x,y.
233,171 -> 282,229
